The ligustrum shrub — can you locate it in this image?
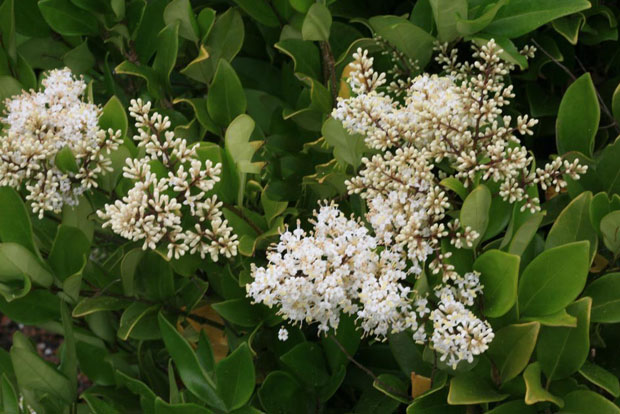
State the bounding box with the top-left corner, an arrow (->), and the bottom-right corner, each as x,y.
0,0 -> 619,413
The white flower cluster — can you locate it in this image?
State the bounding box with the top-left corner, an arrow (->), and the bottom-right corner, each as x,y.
247,203 -> 423,338
97,99 -> 238,261
0,68 -> 122,218
248,40 -> 588,368
335,41 -> 587,214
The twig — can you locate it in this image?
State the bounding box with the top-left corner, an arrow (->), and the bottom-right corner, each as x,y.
320,41 -> 338,107
329,335 -> 412,403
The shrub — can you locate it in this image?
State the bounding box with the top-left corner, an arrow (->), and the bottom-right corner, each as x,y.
0,0 -> 619,413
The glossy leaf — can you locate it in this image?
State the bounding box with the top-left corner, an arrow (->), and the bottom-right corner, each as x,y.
545,191 -> 597,261
484,0 -> 592,39
523,362 -> 564,407
556,73 -> 600,156
579,361 -> 620,398
583,272 -> 620,323
157,313 -> 225,410
302,3 -> 331,41
429,0 -> 467,42
460,184 -> 492,249
215,343 -> 255,411
536,297 -> 591,381
488,322 -> 540,384
561,390 -> 620,414
518,241 -> 589,317
208,60 -> 246,128
473,249 -> 519,317
38,0 -> 98,35
0,187 -> 38,256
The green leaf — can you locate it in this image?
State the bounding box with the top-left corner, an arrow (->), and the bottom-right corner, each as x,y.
613,82 -> 620,124
368,15 -> 435,67
0,290 -> 59,325
429,0 -> 467,42
583,272 -> 620,323
440,177 -> 468,200
488,322 -> 540,384
153,22 -> 180,93
208,59 -> 247,128
545,191 -> 597,261
456,0 -> 508,36
473,249 -> 519,318
233,0 -> 279,28
0,243 -> 52,288
59,301 -> 77,398
460,184 -> 492,249
48,225 -> 90,281
447,371 -> 508,404
0,269 -> 29,302
157,313 -> 225,410
73,296 -> 130,317
523,362 -> 564,407
154,398 -> 213,414
54,146 -> 79,174
200,8 -> 245,83
281,342 -> 329,388
62,40 -> 94,74
215,343 -> 255,411
100,96 -> 128,139
38,0 -> 98,35
556,73 -> 600,157
82,394 -> 121,414
521,308 -> 577,328
552,13 -> 586,45
484,0 -> 592,39
258,371 -> 308,414
561,390 -> 620,414
302,3 -> 331,41
518,241 -> 589,317
275,39 -> 321,79
504,211 -> 544,256
322,117 -> 367,169
373,373 -> 409,404
536,297 -> 591,381
0,186 -> 38,256
601,211 -> 620,256
120,248 -> 144,296
10,344 -> 73,404
118,302 -> 158,341
1,373 -> 19,414
321,314 -> 362,373
579,361 -> 620,398
163,0 -> 199,43
224,114 -> 261,205
485,400 -> 537,414
212,298 -> 262,327
0,0 -> 16,61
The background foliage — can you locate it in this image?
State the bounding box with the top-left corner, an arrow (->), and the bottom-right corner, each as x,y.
1,0 -> 620,413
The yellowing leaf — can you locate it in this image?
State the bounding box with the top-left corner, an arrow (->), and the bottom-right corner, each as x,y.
410,371 -> 431,399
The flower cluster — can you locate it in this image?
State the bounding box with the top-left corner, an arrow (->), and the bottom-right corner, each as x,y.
0,68 -> 122,218
247,203 -> 424,338
97,99 -> 238,261
247,40 -> 586,368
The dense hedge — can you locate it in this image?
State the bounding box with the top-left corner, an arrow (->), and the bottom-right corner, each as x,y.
0,0 -> 620,413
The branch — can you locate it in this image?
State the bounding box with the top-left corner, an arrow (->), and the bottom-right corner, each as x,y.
329,334 -> 412,403
320,41 -> 338,107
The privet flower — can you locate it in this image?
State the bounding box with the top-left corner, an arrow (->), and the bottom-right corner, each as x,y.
249,40 -> 586,368
98,99 -> 238,261
0,68 -> 122,218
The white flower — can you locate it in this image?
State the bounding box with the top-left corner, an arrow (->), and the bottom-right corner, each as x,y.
278,327 -> 289,341
0,68 -> 122,218
98,99 -> 238,261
